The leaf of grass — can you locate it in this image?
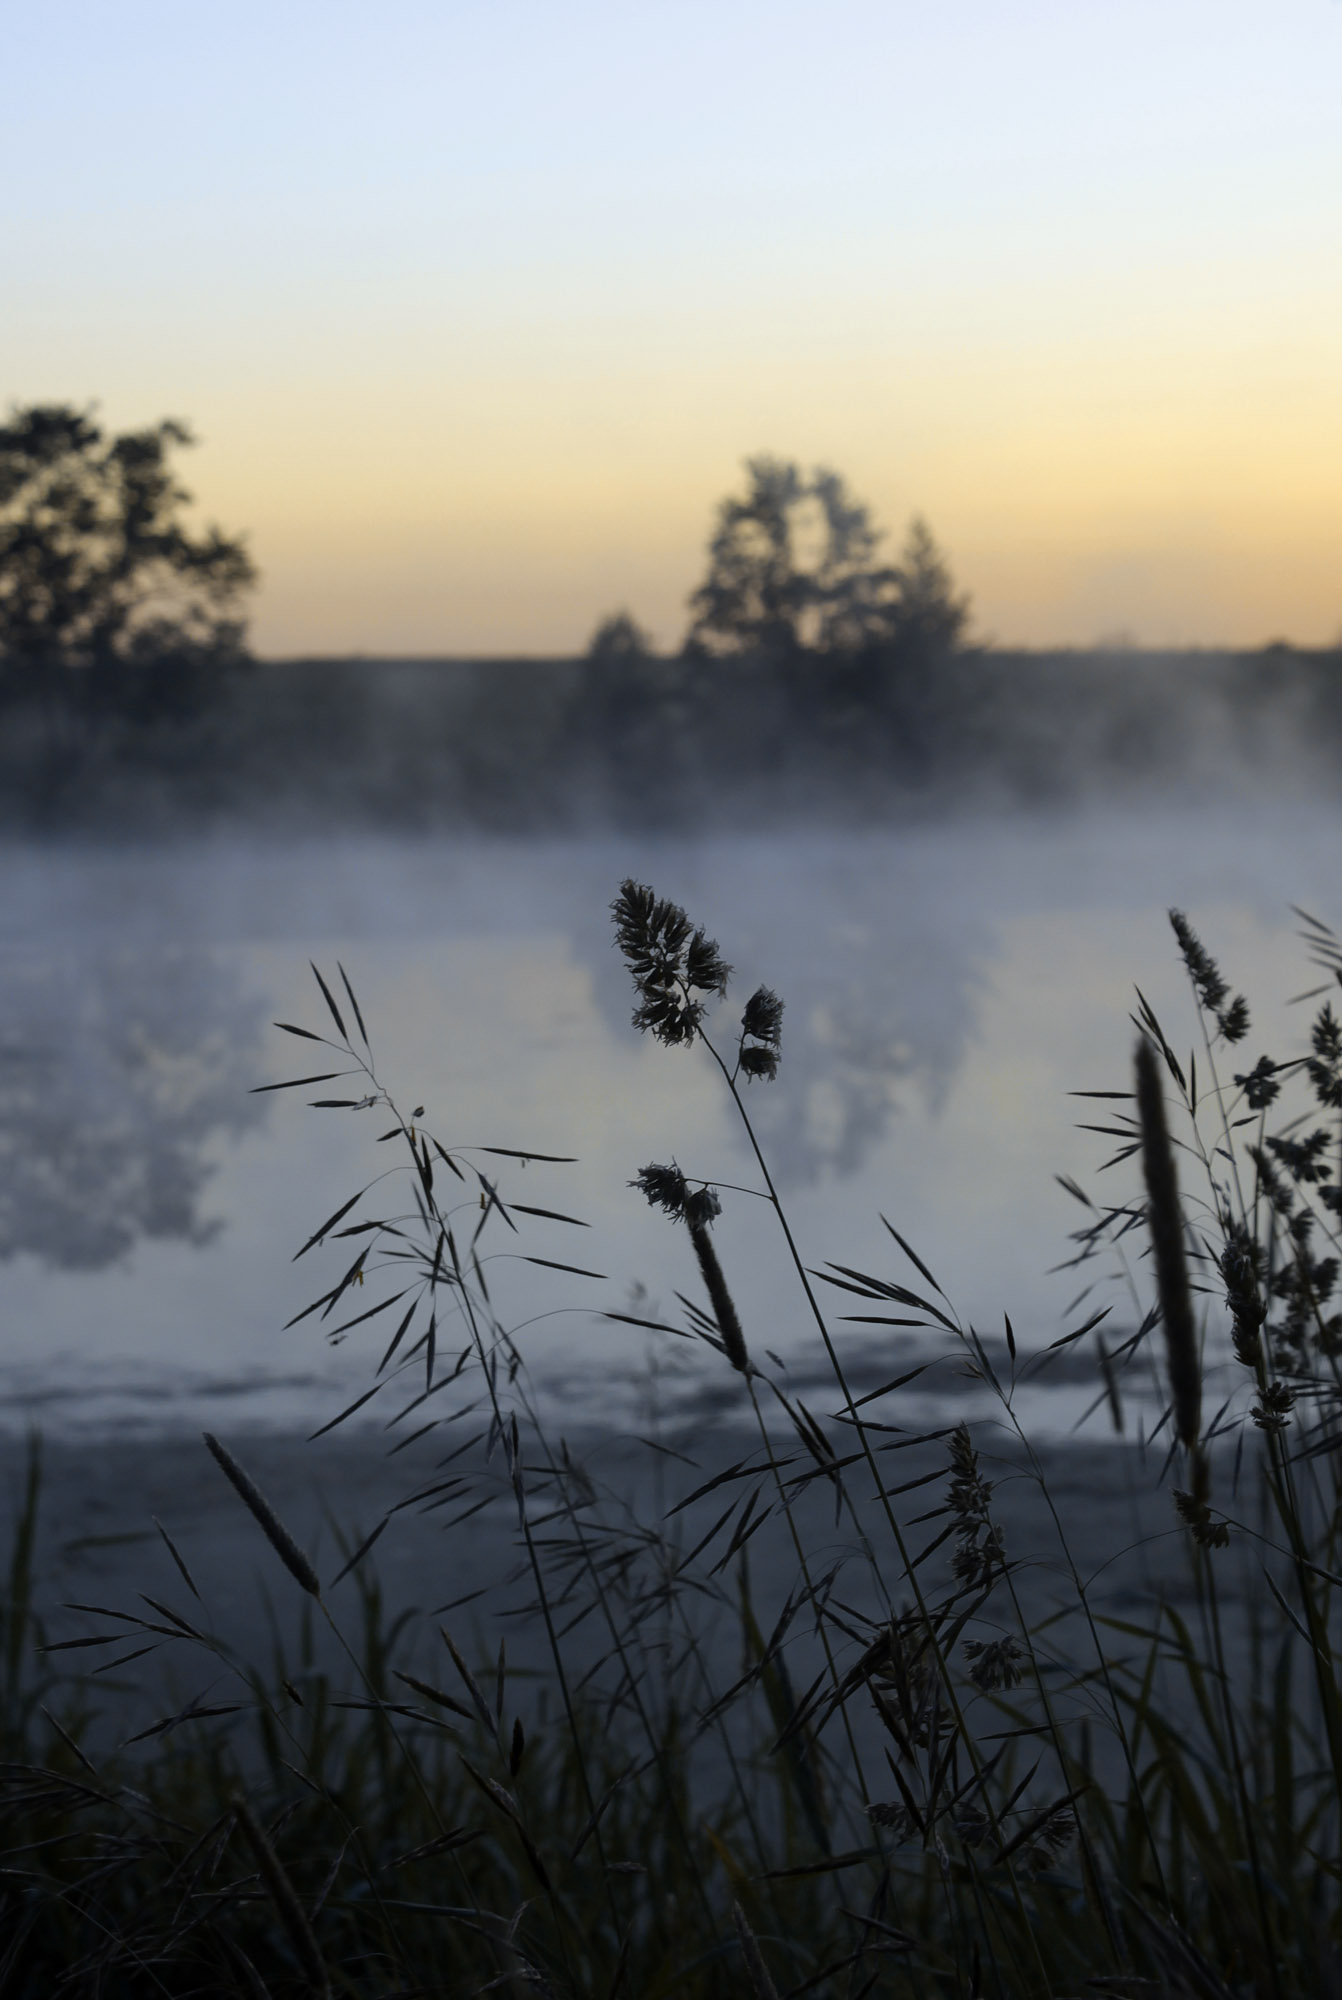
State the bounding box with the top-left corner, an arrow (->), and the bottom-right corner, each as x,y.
760,1850 -> 878,1878
293,1187 -> 371,1262
508,1204 -> 591,1227
880,1217 -> 948,1297
251,1072 -> 349,1094
521,1257 -> 608,1280
473,1146 -> 577,1163
309,962 -> 348,1039
327,1286 -> 414,1340
1049,1305 -> 1113,1349
308,1382 -> 386,1440
336,961 -> 369,1046
152,1518 -> 202,1602
328,1519 -> 390,1588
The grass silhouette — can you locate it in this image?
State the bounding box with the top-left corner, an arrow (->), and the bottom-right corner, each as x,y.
3,891 -> 1342,1995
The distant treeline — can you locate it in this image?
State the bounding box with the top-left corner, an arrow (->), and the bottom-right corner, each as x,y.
2,642 -> 1338,833
5,410 -> 1335,830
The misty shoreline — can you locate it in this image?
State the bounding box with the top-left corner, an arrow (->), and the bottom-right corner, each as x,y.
2,642 -> 1337,836
22,1419 -> 1220,1741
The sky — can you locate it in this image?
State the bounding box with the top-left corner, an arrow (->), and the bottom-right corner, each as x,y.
6,0 -> 1342,656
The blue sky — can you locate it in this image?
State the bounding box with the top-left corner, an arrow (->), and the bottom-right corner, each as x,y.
7,1 -> 1342,651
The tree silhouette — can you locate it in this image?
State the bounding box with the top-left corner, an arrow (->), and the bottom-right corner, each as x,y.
887,514 -> 971,664
685,456 -> 888,657
0,404 -> 255,724
684,455 -> 969,664
0,938 -> 264,1268
586,609 -> 653,662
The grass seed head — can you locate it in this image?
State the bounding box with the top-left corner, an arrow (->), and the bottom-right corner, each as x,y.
1174,1474 -> 1230,1549
738,1043 -> 780,1081
1024,1805 -> 1077,1873
1234,1054 -> 1281,1111
688,1221 -> 750,1374
203,1433 -> 321,1597
631,1161 -> 721,1228
1134,1035 -> 1201,1454
1169,909 -> 1249,1043
741,985 -> 783,1046
611,878 -> 730,1046
739,986 -> 784,1080
963,1635 -> 1026,1691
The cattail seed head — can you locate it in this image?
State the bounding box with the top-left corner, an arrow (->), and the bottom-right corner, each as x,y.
203,1433 -> 321,1597
688,1221 -> 750,1374
1134,1037 -> 1201,1452
631,1160 -> 746,1368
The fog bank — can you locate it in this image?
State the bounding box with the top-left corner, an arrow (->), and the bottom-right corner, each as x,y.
1,644 -> 1336,833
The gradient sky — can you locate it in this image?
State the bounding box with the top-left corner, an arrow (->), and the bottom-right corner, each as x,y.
7,1 -> 1342,654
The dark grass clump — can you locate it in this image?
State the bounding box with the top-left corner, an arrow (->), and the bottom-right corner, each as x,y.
5,901 -> 1342,1995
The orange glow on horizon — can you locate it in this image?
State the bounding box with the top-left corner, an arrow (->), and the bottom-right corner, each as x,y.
195,324 -> 1342,657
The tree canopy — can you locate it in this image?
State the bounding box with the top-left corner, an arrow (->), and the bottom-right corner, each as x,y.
0,404 -> 255,719
888,514 -> 974,666
684,455 -> 969,662
586,609 -> 653,662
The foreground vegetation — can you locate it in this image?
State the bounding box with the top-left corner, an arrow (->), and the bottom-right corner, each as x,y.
4,887 -> 1342,1996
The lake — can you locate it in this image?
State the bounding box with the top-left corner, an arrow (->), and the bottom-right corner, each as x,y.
3,798 -> 1337,1444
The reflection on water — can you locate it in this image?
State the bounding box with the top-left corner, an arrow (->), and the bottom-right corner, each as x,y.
735,911 -> 977,1181
0,941 -> 264,1268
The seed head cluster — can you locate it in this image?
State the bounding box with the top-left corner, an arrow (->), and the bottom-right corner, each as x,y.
1169,908 -> 1249,1044
631,1162 -> 722,1230
1307,1003 -> 1342,1109
1220,1222 -> 1267,1371
738,985 -> 784,1082
947,1424 -> 1004,1591
1251,1381 -> 1295,1433
1234,1054 -> 1281,1112
1173,1483 -> 1230,1549
1023,1806 -> 1078,1873
632,1160 -> 748,1371
963,1635 -> 1026,1691
867,1610 -> 944,1750
611,879 -> 730,1047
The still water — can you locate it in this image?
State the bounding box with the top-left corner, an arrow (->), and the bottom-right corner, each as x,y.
2,802 -> 1337,1438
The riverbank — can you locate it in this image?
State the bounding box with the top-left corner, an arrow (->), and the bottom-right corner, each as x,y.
19,1418 -> 1245,1749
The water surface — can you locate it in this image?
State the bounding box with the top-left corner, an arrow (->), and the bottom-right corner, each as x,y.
2,802 -> 1335,1438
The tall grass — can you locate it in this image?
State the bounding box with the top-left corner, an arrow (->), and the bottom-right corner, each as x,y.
3,891 -> 1342,1995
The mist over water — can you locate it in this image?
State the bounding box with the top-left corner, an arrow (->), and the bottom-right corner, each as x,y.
2,793 -> 1338,1440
